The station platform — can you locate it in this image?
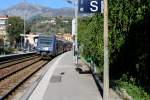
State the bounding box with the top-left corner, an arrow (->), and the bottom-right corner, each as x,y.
27,51 -> 102,100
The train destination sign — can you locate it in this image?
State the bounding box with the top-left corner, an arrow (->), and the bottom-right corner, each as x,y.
78,0 -> 102,13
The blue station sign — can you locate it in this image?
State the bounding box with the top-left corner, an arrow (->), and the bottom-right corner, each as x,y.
78,0 -> 102,13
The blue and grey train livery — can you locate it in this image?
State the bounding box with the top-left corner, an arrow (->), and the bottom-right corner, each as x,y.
36,34 -> 71,57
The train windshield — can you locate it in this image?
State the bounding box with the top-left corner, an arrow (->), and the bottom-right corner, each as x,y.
39,37 -> 53,46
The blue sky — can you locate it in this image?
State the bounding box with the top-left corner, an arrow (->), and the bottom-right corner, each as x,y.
0,0 -> 74,10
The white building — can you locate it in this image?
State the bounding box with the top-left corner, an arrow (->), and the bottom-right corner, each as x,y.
0,16 -> 8,35
0,16 -> 8,45
20,33 -> 39,49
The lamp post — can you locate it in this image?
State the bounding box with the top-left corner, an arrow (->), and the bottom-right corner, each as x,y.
75,0 -> 78,65
66,0 -> 78,65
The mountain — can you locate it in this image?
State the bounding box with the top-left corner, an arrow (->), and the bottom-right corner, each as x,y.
0,2 -> 74,19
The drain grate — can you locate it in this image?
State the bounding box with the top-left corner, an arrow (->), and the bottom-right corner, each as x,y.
50,75 -> 62,83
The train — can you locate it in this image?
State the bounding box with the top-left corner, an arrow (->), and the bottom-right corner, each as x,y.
36,34 -> 72,57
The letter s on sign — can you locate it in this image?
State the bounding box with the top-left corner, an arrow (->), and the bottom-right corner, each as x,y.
90,1 -> 98,12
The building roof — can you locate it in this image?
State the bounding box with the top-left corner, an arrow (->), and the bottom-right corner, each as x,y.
0,16 -> 8,20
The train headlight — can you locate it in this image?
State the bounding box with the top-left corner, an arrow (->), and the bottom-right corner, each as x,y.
38,47 -> 41,50
43,47 -> 49,50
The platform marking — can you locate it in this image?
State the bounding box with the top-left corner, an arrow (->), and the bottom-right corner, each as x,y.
28,53 -> 66,100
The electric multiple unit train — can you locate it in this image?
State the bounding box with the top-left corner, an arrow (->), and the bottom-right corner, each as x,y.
36,34 -> 72,57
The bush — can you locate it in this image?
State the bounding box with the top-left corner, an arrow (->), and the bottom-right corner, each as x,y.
116,80 -> 150,100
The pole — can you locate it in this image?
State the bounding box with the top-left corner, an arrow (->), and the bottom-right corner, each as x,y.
75,0 -> 78,65
72,19 -> 75,56
35,0 -> 38,33
21,36 -> 23,49
3,33 -> 5,55
65,0 -> 77,64
103,0 -> 109,99
24,0 -> 26,49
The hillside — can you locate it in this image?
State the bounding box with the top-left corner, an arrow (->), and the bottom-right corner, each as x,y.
0,2 -> 74,19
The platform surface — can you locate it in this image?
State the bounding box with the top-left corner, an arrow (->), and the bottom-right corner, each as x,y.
28,51 -> 102,100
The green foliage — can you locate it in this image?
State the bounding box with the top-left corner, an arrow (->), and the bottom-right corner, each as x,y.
55,17 -> 72,33
78,14 -> 103,67
4,47 -> 16,54
78,0 -> 150,98
109,0 -> 150,93
30,16 -> 72,33
6,17 -> 24,46
116,80 -> 150,100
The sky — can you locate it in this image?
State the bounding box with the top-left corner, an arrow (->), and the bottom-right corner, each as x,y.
0,0 -> 74,10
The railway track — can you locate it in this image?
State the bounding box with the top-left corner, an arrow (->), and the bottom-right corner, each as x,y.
0,55 -> 38,69
0,56 -> 38,69
0,55 -> 49,100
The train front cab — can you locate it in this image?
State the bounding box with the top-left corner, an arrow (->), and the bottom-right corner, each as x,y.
36,35 -> 56,57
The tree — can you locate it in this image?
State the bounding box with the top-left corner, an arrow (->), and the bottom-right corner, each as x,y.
6,17 -> 24,47
78,14 -> 103,66
78,0 -> 150,95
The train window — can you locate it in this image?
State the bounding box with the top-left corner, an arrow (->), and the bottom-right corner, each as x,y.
40,41 -> 52,45
39,38 -> 52,45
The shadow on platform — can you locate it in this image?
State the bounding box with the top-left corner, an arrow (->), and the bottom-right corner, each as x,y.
75,67 -> 92,74
75,63 -> 92,74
